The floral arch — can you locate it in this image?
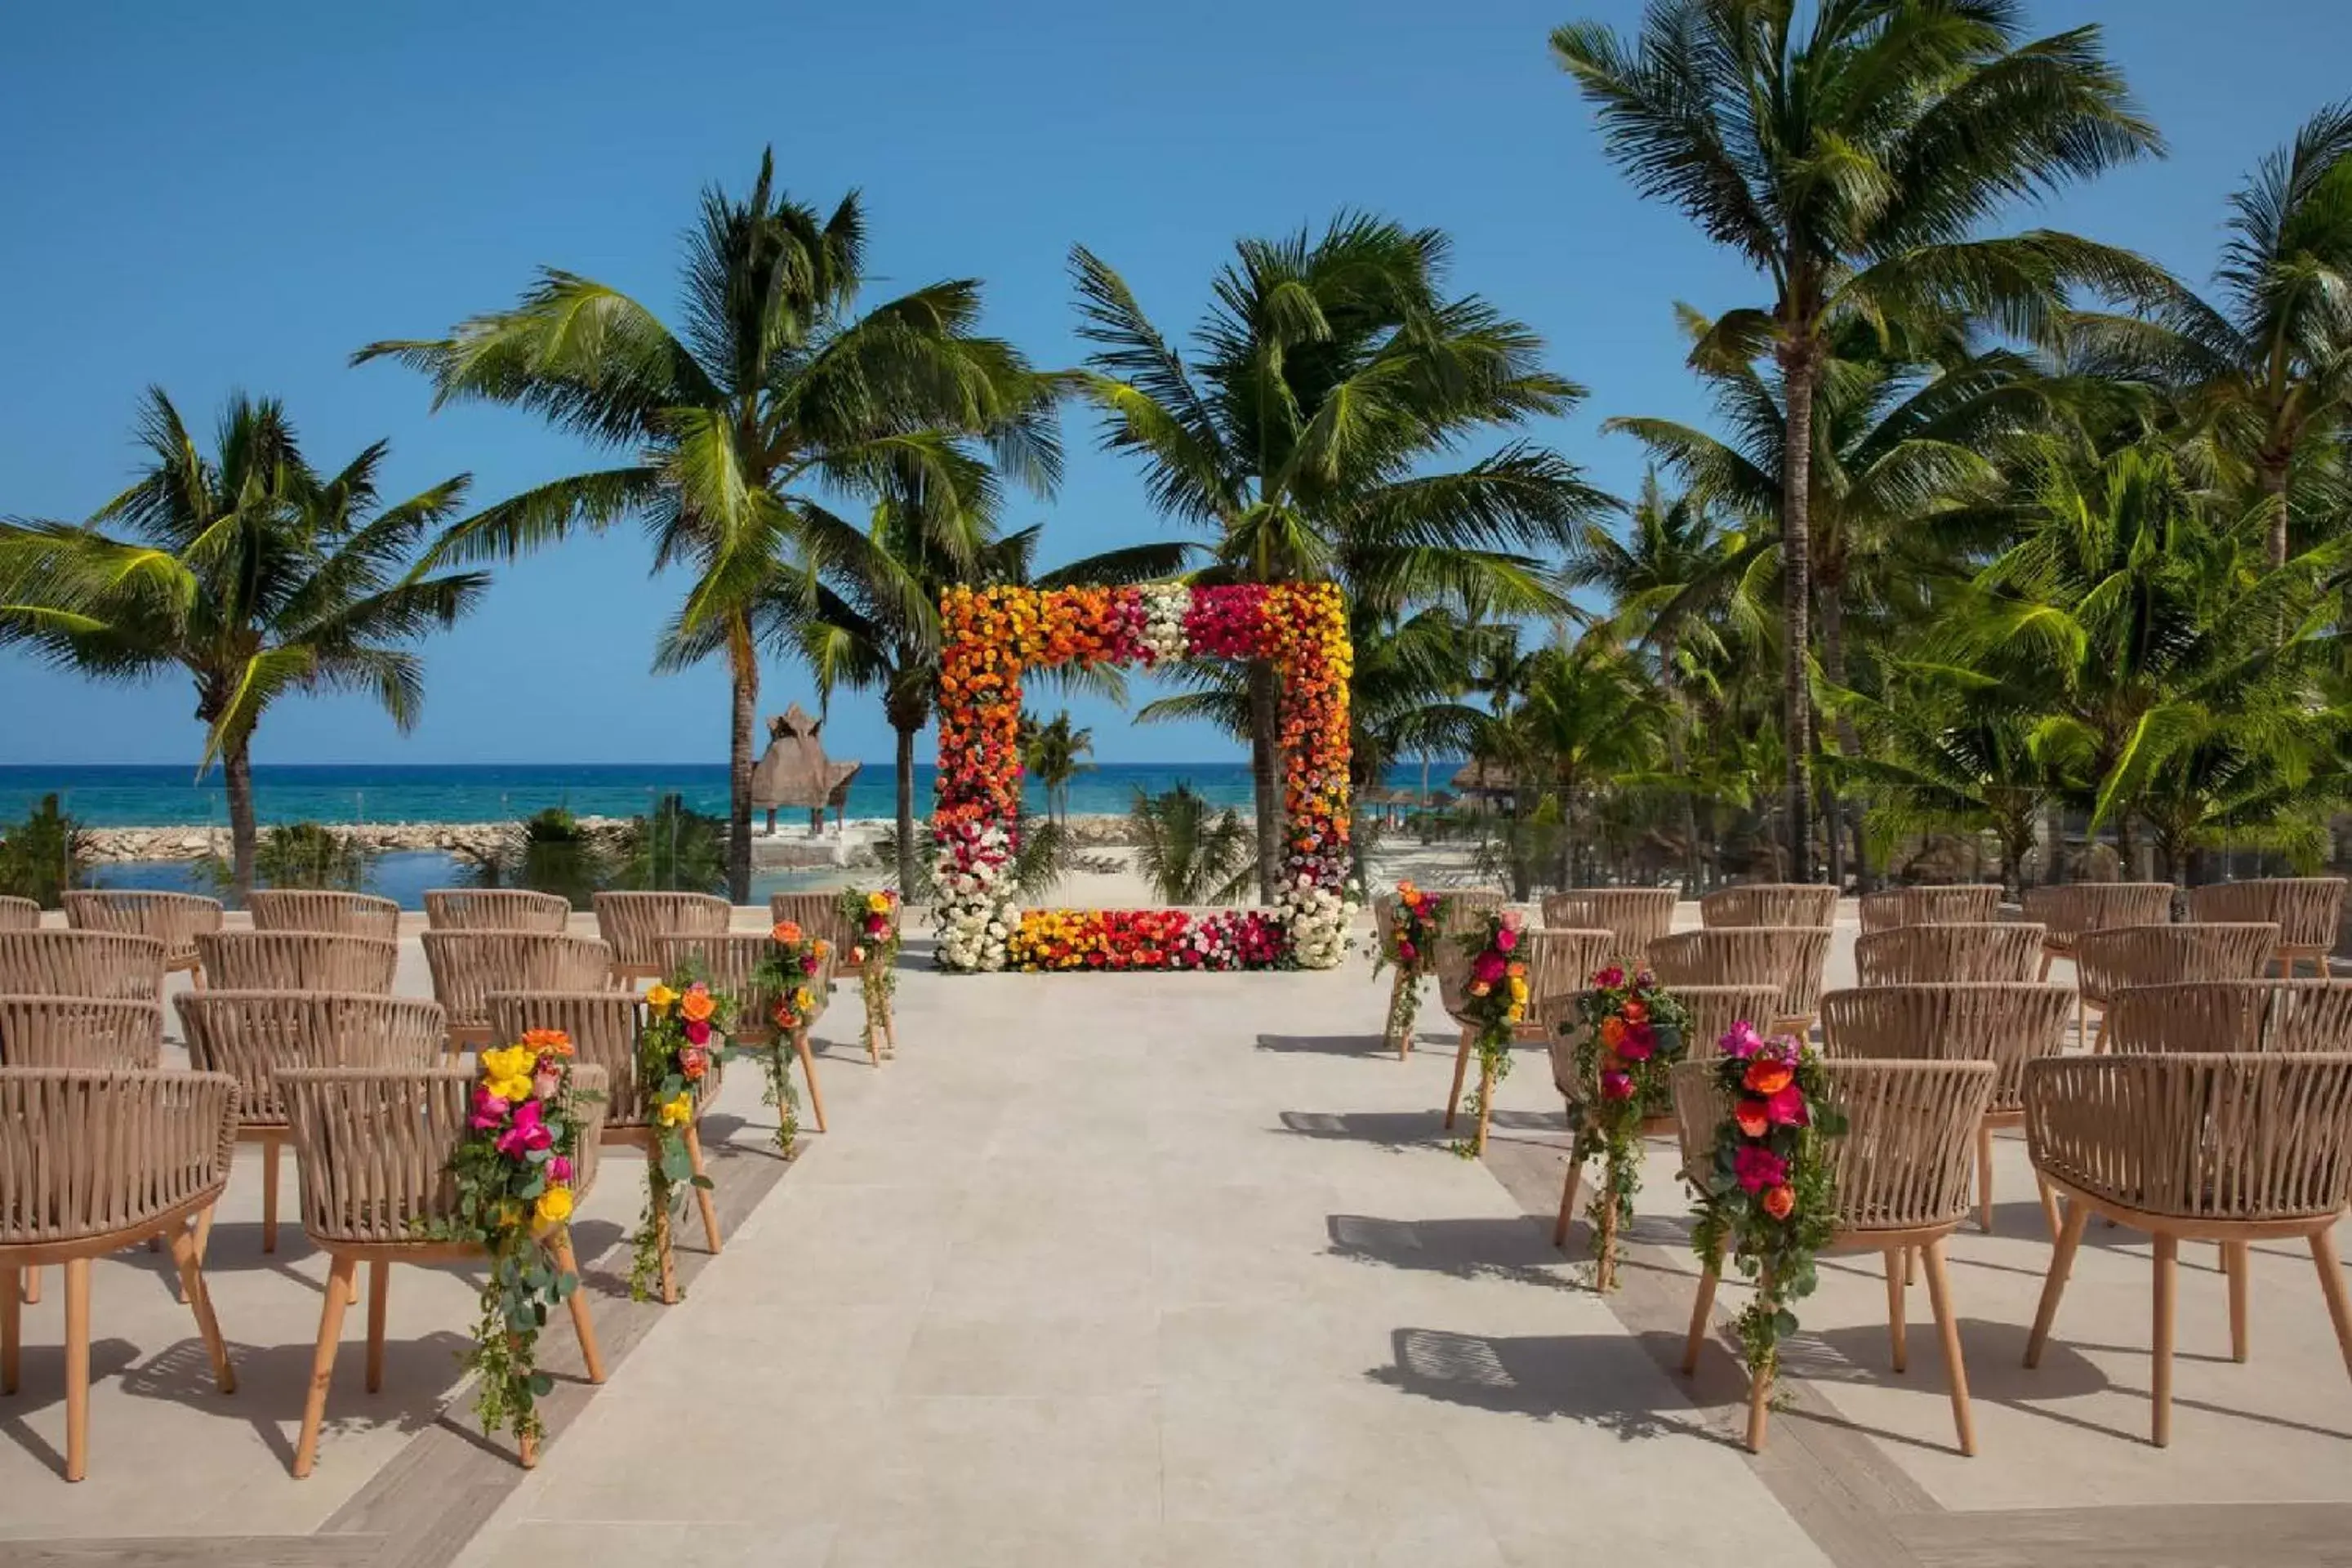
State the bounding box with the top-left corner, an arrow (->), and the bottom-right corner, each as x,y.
932,582 -> 1356,972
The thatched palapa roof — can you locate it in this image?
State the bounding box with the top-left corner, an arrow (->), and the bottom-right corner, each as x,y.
751,704 -> 862,809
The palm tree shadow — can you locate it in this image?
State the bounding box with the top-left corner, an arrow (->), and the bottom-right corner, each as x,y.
1278,1110 -> 1444,1152
1326,1213 -> 1580,1292
1366,1326 -> 1720,1443
1255,1033 -> 1390,1057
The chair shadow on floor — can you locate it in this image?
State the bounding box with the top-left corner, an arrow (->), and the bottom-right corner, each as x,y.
1278,1110 -> 1443,1152
1365,1325 -> 1717,1442
1326,1213 -> 1578,1293
1255,1032 -> 1390,1057
0,1339 -> 141,1475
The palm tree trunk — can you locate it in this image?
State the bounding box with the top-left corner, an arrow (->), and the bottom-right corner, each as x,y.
1659,631 -> 1703,896
726,621 -> 757,906
2263,456 -> 2291,571
1777,336 -> 1820,882
1816,586 -> 1869,893
223,737 -> 258,908
1247,661 -> 1283,902
894,722 -> 918,898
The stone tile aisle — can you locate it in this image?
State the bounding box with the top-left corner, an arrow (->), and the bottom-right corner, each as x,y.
454,963 -> 1827,1568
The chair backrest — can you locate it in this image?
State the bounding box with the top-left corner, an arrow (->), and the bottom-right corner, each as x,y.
1648,926 -> 1829,1020
1370,894 -> 1399,951
248,889 -> 402,941
1434,890 -> 1508,939
2074,922 -> 2278,1005
0,1068 -> 238,1245
1858,884 -> 2003,933
2020,882 -> 2175,942
1853,923 -> 2046,986
2188,878 -> 2347,950
0,996 -> 165,1069
1819,1059 -> 1997,1232
421,932 -> 615,1031
595,891 -> 732,969
1669,1057 -> 1730,1181
197,930 -> 399,994
62,889 -> 223,964
423,889 -> 571,932
769,893 -> 862,962
2105,980 -> 2352,1055
1519,929 -> 1617,1034
2024,1053 -> 2352,1222
0,896 -> 39,933
1539,889 -> 1677,961
654,932 -> 831,1039
1548,982 -> 1780,1102
176,991 -> 448,1126
279,1062 -> 608,1246
487,991 -> 653,1127
1820,982 -> 2072,1114
1699,884 -> 1838,929
0,929 -> 167,1001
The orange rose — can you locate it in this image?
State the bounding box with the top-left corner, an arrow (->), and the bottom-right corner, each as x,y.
772,920 -> 804,945
1621,999 -> 1647,1025
679,987 -> 716,1023
520,1027 -> 574,1058
1599,1016 -> 1627,1049
1761,1185 -> 1796,1221
1735,1098 -> 1770,1138
1744,1060 -> 1794,1096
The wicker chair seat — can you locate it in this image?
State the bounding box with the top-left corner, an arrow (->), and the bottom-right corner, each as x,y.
0,931 -> 167,1002
0,996 -> 165,1069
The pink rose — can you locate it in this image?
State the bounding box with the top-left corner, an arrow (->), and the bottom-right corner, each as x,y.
1396,940 -> 1416,963
1720,1022 -> 1765,1060
1615,1024 -> 1655,1063
532,1065 -> 562,1102
1495,926 -> 1519,953
469,1088 -> 509,1130
1592,965 -> 1625,989
547,1155 -> 574,1183
1472,951 -> 1508,987
802,955 -> 820,974
1599,1071 -> 1634,1101
496,1098 -> 554,1158
1766,1083 -> 1809,1127
1734,1145 -> 1788,1194
684,1017 -> 711,1045
1499,909 -> 1526,933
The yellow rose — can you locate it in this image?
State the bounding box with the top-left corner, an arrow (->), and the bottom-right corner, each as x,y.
535,1186 -> 574,1225
645,982 -> 679,1013
658,1094 -> 693,1128
481,1045 -> 535,1083
867,892 -> 890,914
792,987 -> 813,1011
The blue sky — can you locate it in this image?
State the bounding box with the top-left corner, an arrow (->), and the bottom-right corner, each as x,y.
3,0 -> 2349,769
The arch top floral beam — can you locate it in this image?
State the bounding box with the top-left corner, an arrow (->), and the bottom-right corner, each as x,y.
932,582 -> 1356,973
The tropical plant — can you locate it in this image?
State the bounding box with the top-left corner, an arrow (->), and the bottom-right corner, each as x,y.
1019,709 -> 1094,826
0,793 -> 89,907
1073,215 -> 1608,896
200,821 -> 373,894
612,794 -> 729,894
357,149 -> 1062,902
461,807 -> 611,906
1129,783 -> 1256,906
1555,0 -> 2165,877
0,390 -> 486,901
870,812 -> 1074,906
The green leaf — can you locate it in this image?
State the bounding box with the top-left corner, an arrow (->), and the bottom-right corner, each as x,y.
528,1373 -> 555,1397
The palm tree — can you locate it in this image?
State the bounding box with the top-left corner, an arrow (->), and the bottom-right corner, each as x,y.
356,149 -> 1060,902
0,390 -> 485,901
1129,783 -> 1255,905
1072,216 -> 1607,897
1494,634 -> 1667,892
2073,104 -> 2352,567
1554,0 -> 2164,878
1019,710 -> 1094,826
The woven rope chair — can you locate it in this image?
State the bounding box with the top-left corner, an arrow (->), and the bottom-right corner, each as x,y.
655,932 -> 833,1136
1678,1057 -> 1996,1454
63,890 -> 222,985
593,891 -> 731,983
0,1068 -> 239,1481
1699,884 -> 1838,929
197,931 -> 399,995
1821,983 -> 2074,1236
2020,882 -> 2174,978
488,991 -> 722,1303
0,996 -> 163,1069
2187,878 -> 2348,978
1432,928 -> 1614,1156
2074,923 -> 2280,1054
1549,982 -> 1780,1249
422,889 -> 570,933
278,1064 -> 609,1477
248,889 -> 401,942
1435,889 -> 1508,938
0,897 -> 38,933
1539,889 -> 1677,966
1853,923 -> 2047,987
773,891 -> 898,1062
2107,980 -> 2352,1056
2024,1053 -> 2352,1446
1647,927 -> 1828,1037
176,991 -> 448,1276
0,930 -> 167,1003
420,931 -> 615,1048
1859,884 -> 2004,934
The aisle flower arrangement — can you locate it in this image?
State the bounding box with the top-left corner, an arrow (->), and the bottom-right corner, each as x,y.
443,1027 -> 589,1450
840,885 -> 902,1059
1564,965 -> 1690,1289
1689,1023 -> 1846,1384
1373,880 -> 1446,1054
933,581 -> 1356,973
742,920 -> 830,1151
1004,906 -> 1291,971
631,978 -> 727,1300
1451,909 -> 1530,1154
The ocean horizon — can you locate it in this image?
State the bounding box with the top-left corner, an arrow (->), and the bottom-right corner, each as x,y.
0,760 -> 1462,830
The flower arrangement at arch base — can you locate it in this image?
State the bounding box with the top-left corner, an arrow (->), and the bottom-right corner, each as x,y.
1374,880 -> 1446,1057
1006,907 -> 1290,971
634,978 -> 726,1303
1688,1023 -> 1846,1414
1450,908 -> 1530,1156
840,886 -> 901,1061
440,1027 -> 590,1457
745,920 -> 830,1152
1565,965 -> 1690,1290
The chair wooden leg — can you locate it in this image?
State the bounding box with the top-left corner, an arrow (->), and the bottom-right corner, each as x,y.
1682,1250 -> 1721,1374
1444,1028 -> 1473,1129
1552,1139 -> 1584,1250
2027,1200 -> 2090,1368
1976,1121 -> 1996,1235
549,1230 -> 604,1384
295,1255 -> 357,1479
1921,1237 -> 1976,1457
684,1124 -> 723,1256
1886,1249 -> 1909,1373
364,1261 -> 389,1393
167,1223 -> 236,1396
0,1264 -> 17,1395
2309,1227 -> 2352,1385
2225,1241 -> 2251,1364
2037,1177 -> 2062,1243
261,1135 -> 281,1255
24,1264 -> 38,1305
2152,1232 -> 2178,1448
793,1030 -> 828,1134
2090,1012 -> 2109,1056
1744,1263 -> 1776,1453
63,1258 -> 91,1481
2038,949 -> 2054,982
